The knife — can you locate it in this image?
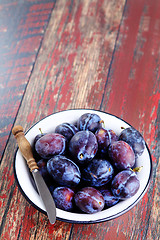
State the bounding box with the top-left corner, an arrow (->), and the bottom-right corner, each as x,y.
12,125 -> 56,224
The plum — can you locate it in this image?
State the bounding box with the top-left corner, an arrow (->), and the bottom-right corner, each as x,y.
74,187 -> 105,213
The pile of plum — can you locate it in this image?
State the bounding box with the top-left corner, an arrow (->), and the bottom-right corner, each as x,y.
33,113 -> 145,214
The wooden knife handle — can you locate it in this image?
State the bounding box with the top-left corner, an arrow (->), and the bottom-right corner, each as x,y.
12,125 -> 38,172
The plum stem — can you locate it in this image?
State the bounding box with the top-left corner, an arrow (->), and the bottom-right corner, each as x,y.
39,128 -> 43,134
130,166 -> 143,172
99,120 -> 105,128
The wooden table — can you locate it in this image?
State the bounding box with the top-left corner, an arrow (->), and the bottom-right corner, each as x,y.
0,0 -> 159,239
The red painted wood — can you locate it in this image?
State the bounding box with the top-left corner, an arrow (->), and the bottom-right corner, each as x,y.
0,0 -> 55,160
0,0 -> 126,239
82,0 -> 159,239
101,0 -> 160,141
67,0 -> 159,239
0,0 -> 159,239
21,0 -> 125,126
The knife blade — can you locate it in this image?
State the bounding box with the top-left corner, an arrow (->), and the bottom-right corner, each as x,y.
12,125 -> 56,224
32,169 -> 56,224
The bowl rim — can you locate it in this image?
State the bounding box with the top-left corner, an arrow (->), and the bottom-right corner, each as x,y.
13,109 -> 153,224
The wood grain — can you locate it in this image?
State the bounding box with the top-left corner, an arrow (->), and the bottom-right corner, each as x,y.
0,0 -> 55,160
0,0 -> 126,239
0,0 -> 159,239
16,0 -> 125,125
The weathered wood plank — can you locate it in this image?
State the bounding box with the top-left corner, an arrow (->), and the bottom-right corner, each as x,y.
101,1 -> 160,238
70,0 -> 160,239
0,0 -> 55,160
19,0 -> 125,124
0,0 -> 126,239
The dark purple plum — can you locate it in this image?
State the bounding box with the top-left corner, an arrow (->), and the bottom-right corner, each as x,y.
37,159 -> 53,185
77,113 -> 103,133
35,133 -> 66,159
95,128 -> 118,156
69,131 -> 98,164
99,188 -> 119,207
52,187 -> 74,211
111,169 -> 140,199
47,155 -> 81,187
74,187 -> 105,213
33,130 -> 46,161
55,123 -> 78,142
82,158 -> 114,187
34,128 -> 46,145
108,140 -> 135,170
48,184 -> 56,194
119,127 -> 145,158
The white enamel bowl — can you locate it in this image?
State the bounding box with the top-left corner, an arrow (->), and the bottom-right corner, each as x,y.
13,109 -> 152,223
